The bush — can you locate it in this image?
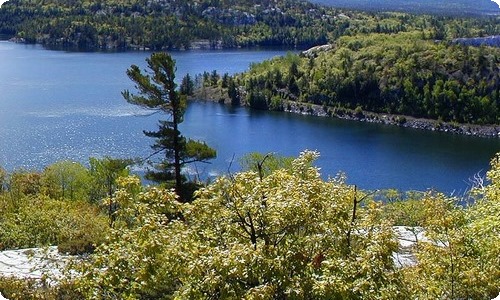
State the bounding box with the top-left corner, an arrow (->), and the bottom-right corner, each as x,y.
397,116 -> 407,124
354,105 -> 364,118
0,276 -> 54,300
57,235 -> 96,256
0,196 -> 108,252
0,276 -> 82,300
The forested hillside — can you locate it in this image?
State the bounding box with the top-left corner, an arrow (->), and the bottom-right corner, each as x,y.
310,0 -> 500,16
0,0 -> 345,49
0,0 -> 499,50
209,31 -> 499,125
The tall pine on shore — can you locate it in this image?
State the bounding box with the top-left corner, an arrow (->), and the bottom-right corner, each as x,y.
122,52 -> 216,201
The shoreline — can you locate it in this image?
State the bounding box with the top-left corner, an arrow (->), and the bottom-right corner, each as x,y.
284,101 -> 500,138
191,88 -> 500,138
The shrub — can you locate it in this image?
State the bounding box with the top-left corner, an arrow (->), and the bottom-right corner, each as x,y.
0,196 -> 108,253
354,105 -> 364,118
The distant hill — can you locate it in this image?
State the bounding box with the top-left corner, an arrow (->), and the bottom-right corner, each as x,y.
309,0 -> 500,16
0,0 -> 339,50
1,0 -> 499,50
232,31 -> 500,125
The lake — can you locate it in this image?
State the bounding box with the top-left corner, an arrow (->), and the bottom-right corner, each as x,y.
0,41 -> 499,193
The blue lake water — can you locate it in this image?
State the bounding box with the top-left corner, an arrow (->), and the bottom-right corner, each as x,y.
0,41 -> 499,193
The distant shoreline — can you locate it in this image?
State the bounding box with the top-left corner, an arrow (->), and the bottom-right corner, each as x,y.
283,101 -> 500,139
192,88 -> 500,138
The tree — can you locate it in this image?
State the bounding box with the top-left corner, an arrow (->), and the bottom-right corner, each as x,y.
40,160 -> 91,201
68,176 -> 183,299
179,73 -> 194,96
63,151 -> 500,299
89,156 -> 132,200
122,52 -> 216,200
8,170 -> 42,199
239,152 -> 294,177
227,77 -> 240,105
89,156 -> 133,226
72,151 -> 405,299
401,155 -> 500,299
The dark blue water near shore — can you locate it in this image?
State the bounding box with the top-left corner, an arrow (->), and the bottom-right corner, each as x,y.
0,41 -> 499,193
181,101 -> 499,194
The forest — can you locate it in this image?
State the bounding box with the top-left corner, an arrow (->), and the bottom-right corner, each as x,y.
0,0 -> 499,50
211,31 -> 499,125
0,0 -> 346,49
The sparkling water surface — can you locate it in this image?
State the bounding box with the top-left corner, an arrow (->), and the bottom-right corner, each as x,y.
0,41 -> 499,193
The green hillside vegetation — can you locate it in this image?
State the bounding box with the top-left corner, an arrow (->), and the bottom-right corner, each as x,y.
0,0 -> 338,49
0,159 -> 118,254
0,152 -> 498,299
211,31 -> 499,125
0,0 -> 499,50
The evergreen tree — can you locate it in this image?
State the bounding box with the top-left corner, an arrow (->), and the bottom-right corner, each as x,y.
179,73 -> 194,96
122,52 -> 216,201
227,78 -> 240,106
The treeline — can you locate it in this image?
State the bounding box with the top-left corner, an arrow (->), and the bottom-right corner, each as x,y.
0,0 -> 499,50
218,31 -> 499,125
0,151 -> 499,299
0,0 -> 342,49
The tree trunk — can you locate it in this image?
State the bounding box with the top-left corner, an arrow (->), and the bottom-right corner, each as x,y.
172,93 -> 183,197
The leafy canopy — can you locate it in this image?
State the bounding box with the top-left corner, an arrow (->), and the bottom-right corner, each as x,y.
72,151 -> 405,299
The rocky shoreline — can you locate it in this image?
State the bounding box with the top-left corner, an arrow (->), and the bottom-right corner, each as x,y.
284,101 -> 500,138
193,89 -> 500,138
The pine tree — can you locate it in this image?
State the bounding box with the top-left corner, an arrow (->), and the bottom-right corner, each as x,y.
122,52 -> 216,201
180,73 -> 194,96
